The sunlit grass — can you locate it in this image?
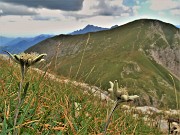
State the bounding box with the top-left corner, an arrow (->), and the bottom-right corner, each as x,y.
0,57 -> 161,134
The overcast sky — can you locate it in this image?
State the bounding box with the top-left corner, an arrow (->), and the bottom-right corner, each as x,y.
0,0 -> 180,37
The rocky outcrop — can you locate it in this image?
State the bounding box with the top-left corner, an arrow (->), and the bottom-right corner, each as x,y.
150,46 -> 180,78
147,22 -> 180,79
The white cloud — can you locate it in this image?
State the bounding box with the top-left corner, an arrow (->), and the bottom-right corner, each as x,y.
33,8 -> 65,21
132,6 -> 140,15
0,9 -> 3,14
150,0 -> 180,11
63,0 -> 135,19
158,11 -> 165,16
0,15 -> 85,37
121,13 -> 130,17
91,0 -> 133,16
62,0 -> 98,20
79,0 -> 98,15
170,9 -> 180,15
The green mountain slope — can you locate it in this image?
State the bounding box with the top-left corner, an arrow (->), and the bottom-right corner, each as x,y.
26,19 -> 180,108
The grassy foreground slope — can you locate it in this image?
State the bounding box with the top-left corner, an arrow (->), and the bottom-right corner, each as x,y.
26,19 -> 180,108
0,57 -> 162,134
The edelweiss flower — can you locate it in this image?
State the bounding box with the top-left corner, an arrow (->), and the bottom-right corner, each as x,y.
5,51 -> 47,68
108,81 -> 114,93
104,80 -> 139,135
108,80 -> 139,102
121,95 -> 139,101
5,51 -> 47,79
171,122 -> 180,134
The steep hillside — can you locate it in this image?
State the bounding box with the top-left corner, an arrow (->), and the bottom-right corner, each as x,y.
26,19 -> 180,108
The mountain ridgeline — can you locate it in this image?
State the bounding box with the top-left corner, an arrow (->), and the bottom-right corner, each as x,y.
0,34 -> 53,54
70,24 -> 109,35
26,19 -> 180,108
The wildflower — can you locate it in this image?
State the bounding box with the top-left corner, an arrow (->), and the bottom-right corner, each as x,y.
107,81 -> 114,93
104,80 -> 139,135
4,51 -> 46,67
108,80 -> 138,102
113,80 -> 128,99
4,51 -> 47,135
171,122 -> 180,134
4,51 -> 47,78
121,95 -> 139,102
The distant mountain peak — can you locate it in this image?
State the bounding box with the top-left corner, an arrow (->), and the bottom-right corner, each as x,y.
85,24 -> 102,28
69,24 -> 121,35
70,24 -> 109,35
110,25 -> 119,29
85,24 -> 94,27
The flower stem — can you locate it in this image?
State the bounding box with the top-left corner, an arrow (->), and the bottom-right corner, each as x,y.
13,64 -> 25,135
103,100 -> 119,135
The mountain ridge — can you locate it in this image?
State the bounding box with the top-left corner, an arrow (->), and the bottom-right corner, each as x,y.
70,24 -> 109,35
0,34 -> 54,54
26,19 -> 180,108
0,36 -> 15,46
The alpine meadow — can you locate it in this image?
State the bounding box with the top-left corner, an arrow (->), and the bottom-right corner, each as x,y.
27,19 -> 180,109
0,19 -> 180,134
